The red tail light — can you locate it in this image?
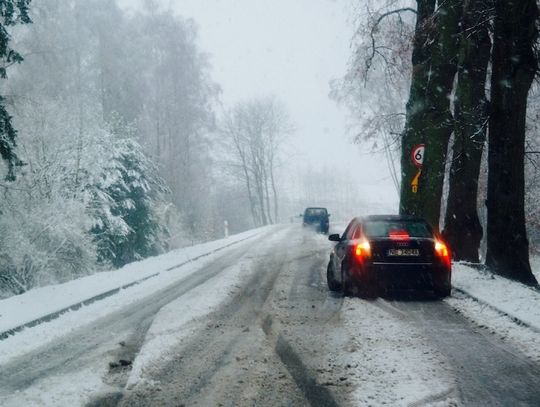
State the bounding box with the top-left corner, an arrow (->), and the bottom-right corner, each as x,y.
354,240 -> 371,259
389,230 -> 410,240
434,240 -> 451,266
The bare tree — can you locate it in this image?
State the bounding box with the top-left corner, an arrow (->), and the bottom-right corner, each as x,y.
220,97 -> 292,226
331,0 -> 416,197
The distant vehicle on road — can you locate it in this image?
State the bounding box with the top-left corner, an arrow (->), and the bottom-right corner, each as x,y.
327,215 -> 451,298
302,207 -> 330,234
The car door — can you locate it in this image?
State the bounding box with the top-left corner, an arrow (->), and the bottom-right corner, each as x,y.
334,220 -> 357,283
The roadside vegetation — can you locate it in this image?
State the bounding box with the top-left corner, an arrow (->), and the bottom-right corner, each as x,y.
0,0 -> 296,297
334,0 -> 540,286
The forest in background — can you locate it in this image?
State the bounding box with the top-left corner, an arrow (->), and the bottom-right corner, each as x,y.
0,0 -> 368,298
0,1 -> 285,296
0,0 -> 218,295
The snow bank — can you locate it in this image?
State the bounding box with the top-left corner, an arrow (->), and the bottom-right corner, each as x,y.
0,226 -> 270,336
451,263 -> 540,330
447,262 -> 540,361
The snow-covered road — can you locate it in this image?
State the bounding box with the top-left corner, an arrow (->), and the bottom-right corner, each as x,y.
1,225 -> 540,406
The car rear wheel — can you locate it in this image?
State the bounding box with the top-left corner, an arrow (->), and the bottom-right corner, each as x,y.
327,262 -> 340,292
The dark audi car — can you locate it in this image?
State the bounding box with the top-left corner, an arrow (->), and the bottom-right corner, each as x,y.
327,215 -> 451,298
302,207 -> 330,234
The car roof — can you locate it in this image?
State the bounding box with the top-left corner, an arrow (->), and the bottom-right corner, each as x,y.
304,207 -> 328,211
361,214 -> 427,222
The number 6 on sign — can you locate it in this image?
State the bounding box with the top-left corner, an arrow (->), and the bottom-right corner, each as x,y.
411,144 -> 425,168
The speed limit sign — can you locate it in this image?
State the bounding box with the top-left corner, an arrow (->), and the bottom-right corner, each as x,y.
411,144 -> 425,167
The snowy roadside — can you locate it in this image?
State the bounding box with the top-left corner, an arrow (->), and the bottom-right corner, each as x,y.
0,226 -> 292,407
0,225 -> 272,336
448,262 -> 540,361
451,262 -> 540,330
340,298 -> 458,406
0,225 -> 276,365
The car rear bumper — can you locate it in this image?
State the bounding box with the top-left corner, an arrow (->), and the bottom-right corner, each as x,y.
303,222 -> 329,233
351,262 -> 451,292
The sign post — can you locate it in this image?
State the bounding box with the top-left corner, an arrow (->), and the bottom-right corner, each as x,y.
411,144 -> 425,194
411,169 -> 421,193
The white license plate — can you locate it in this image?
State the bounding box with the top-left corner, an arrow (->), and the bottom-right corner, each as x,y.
387,249 -> 420,257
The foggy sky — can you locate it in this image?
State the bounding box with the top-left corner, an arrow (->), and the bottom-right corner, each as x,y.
120,0 -> 398,207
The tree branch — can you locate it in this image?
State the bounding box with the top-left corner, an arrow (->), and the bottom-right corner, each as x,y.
365,7 -> 417,80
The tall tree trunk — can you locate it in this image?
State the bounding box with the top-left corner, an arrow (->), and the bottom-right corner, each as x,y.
74,46 -> 84,190
98,31 -> 108,123
400,0 -> 462,230
443,0 -> 491,262
242,164 -> 258,227
263,164 -> 274,224
270,159 -> 279,223
254,165 -> 268,226
486,0 -> 538,286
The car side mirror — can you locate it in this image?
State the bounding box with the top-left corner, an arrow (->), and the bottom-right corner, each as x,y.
328,213 -> 331,217
328,234 -> 340,242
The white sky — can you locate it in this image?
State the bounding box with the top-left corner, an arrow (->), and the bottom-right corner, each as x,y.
121,0 -> 399,206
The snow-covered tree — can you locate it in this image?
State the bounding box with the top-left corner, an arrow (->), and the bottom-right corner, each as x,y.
91,134 -> 168,268
0,0 -> 31,180
220,97 -> 292,226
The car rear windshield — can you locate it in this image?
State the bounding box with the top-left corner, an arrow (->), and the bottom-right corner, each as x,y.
304,208 -> 327,217
364,220 -> 432,238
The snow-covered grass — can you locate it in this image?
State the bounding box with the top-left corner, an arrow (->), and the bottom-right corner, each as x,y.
340,299 -> 457,406
0,226 -> 275,365
448,262 -> 540,361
